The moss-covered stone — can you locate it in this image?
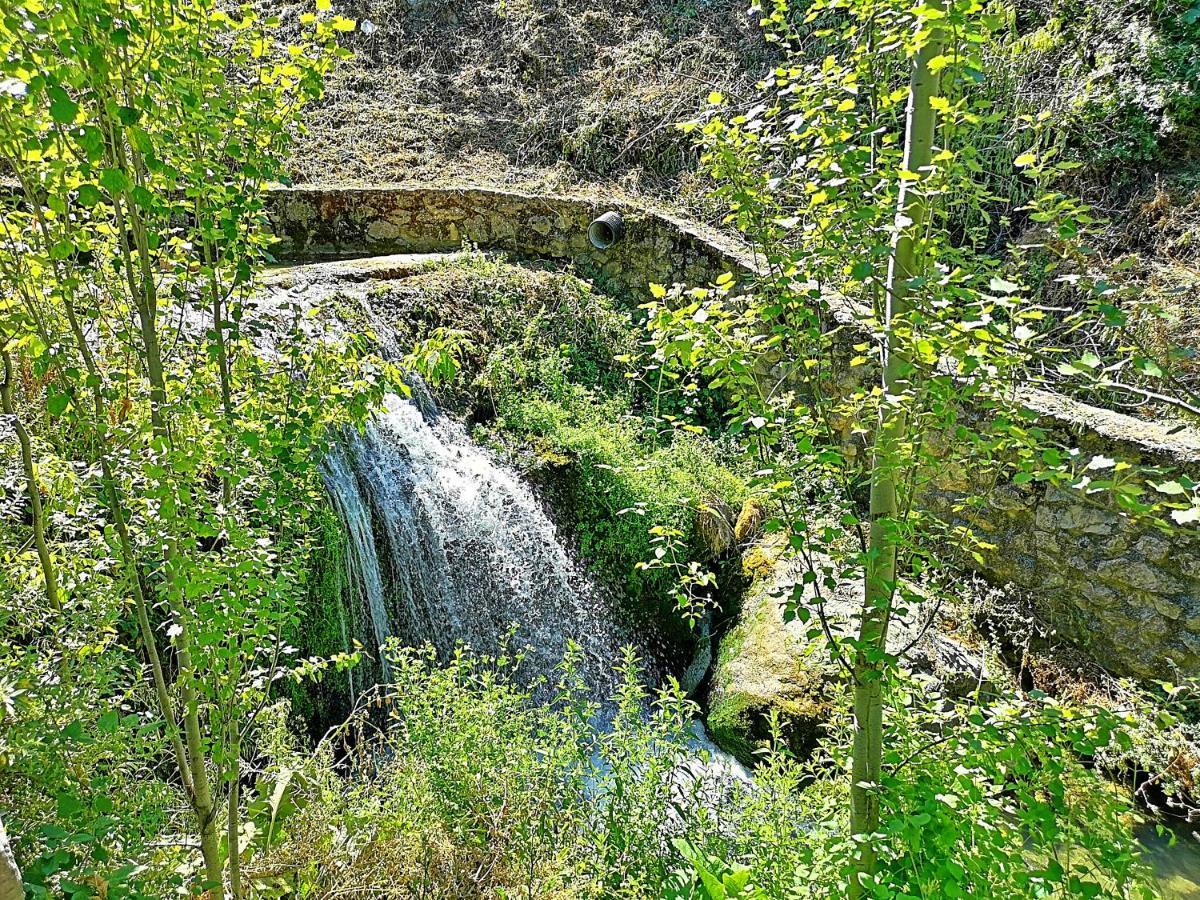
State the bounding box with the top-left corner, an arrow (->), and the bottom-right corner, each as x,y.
709,547 -> 989,766
283,503 -> 358,741
706,563 -> 840,766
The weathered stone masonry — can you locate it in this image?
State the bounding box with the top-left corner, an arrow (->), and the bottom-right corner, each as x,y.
265,184 -> 760,297
923,389 -> 1200,681
266,184 -> 1200,681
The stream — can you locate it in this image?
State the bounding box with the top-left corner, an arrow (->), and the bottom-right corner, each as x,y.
321,388 -> 1200,897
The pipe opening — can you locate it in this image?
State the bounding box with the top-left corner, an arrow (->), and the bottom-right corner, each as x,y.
588,211 -> 625,250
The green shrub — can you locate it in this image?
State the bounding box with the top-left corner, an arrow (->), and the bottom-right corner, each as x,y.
488,385 -> 747,635
251,646 -> 1161,899
1002,1 -> 1200,185
379,253 -> 640,405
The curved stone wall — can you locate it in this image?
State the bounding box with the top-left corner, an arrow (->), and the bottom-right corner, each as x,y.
266,184 -> 1200,681
265,184 -> 760,297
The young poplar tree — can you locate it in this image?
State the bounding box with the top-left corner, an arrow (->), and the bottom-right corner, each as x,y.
645,0 -> 1192,892
850,2 -> 943,889
0,0 -> 380,895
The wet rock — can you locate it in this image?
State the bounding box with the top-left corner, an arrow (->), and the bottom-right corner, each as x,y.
708,551 -> 988,765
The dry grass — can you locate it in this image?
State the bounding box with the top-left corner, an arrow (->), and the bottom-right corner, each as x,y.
282,0 -> 772,219
1106,171 -> 1200,394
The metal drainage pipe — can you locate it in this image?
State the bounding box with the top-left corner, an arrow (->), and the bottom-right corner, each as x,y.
588,211 -> 625,250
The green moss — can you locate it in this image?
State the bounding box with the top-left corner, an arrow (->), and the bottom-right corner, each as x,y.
706,689 -> 759,765
283,501 -> 356,739
487,387 -> 746,644
706,570 -> 839,766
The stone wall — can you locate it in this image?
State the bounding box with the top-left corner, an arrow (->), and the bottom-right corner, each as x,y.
267,184 -> 1200,682
924,390 -> 1200,681
265,184 -> 760,297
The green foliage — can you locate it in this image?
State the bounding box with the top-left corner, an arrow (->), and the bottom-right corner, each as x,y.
0,0 -> 387,893
384,253 -> 640,401
0,509 -> 181,898
488,386 -> 746,628
245,644 -> 1161,898
1025,0 -> 1200,179
837,681 -> 1160,898
253,644 -> 819,897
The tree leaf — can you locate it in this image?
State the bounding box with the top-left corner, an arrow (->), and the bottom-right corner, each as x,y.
47,391 -> 70,416
48,87 -> 78,124
99,168 -> 133,194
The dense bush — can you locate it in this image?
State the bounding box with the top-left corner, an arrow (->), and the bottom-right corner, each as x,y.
1028,0 -> 1200,180
247,644 -> 1161,898
488,387 -> 747,624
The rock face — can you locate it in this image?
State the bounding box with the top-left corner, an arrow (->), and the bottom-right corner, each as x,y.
0,815 -> 21,900
708,552 -> 987,765
264,184 -> 1200,684
706,568 -> 838,765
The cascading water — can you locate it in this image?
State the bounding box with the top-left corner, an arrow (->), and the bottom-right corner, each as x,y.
321,385 -> 749,792
321,389 -> 653,698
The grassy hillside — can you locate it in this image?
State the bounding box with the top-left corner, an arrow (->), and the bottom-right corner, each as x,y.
282,0 -> 772,207
284,1 -> 1197,203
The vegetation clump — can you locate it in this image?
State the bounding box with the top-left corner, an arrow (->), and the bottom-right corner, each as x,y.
366,253 -> 749,634
245,643 -> 1165,898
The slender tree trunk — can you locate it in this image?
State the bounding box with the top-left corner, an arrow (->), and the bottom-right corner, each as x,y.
197,197 -> 236,509
111,183 -> 225,895
227,737 -> 243,898
39,254 -> 199,807
0,815 -> 21,900
131,268 -> 226,896
849,5 -> 945,897
0,349 -> 61,614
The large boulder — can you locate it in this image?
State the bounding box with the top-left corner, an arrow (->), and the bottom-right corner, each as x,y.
707,547 -> 988,765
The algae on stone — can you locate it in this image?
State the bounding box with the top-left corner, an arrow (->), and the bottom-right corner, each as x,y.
708,549 -> 989,766
707,561 -> 840,766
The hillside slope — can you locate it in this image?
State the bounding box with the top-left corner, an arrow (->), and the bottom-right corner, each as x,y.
283,0 -> 772,209
283,0 -> 1200,398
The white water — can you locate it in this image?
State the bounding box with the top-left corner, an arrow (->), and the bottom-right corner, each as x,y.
321,391 -> 647,697
322,388 -> 751,797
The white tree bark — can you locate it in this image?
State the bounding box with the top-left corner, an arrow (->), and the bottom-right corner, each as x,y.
0,815 -> 23,900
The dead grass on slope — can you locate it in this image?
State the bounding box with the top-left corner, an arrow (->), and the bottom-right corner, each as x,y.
281,0 -> 773,218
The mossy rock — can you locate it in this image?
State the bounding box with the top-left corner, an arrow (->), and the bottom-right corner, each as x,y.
708,547 -> 989,766
706,564 -> 840,766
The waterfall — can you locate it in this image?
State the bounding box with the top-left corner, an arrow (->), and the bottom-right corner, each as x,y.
321,390 -> 650,697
